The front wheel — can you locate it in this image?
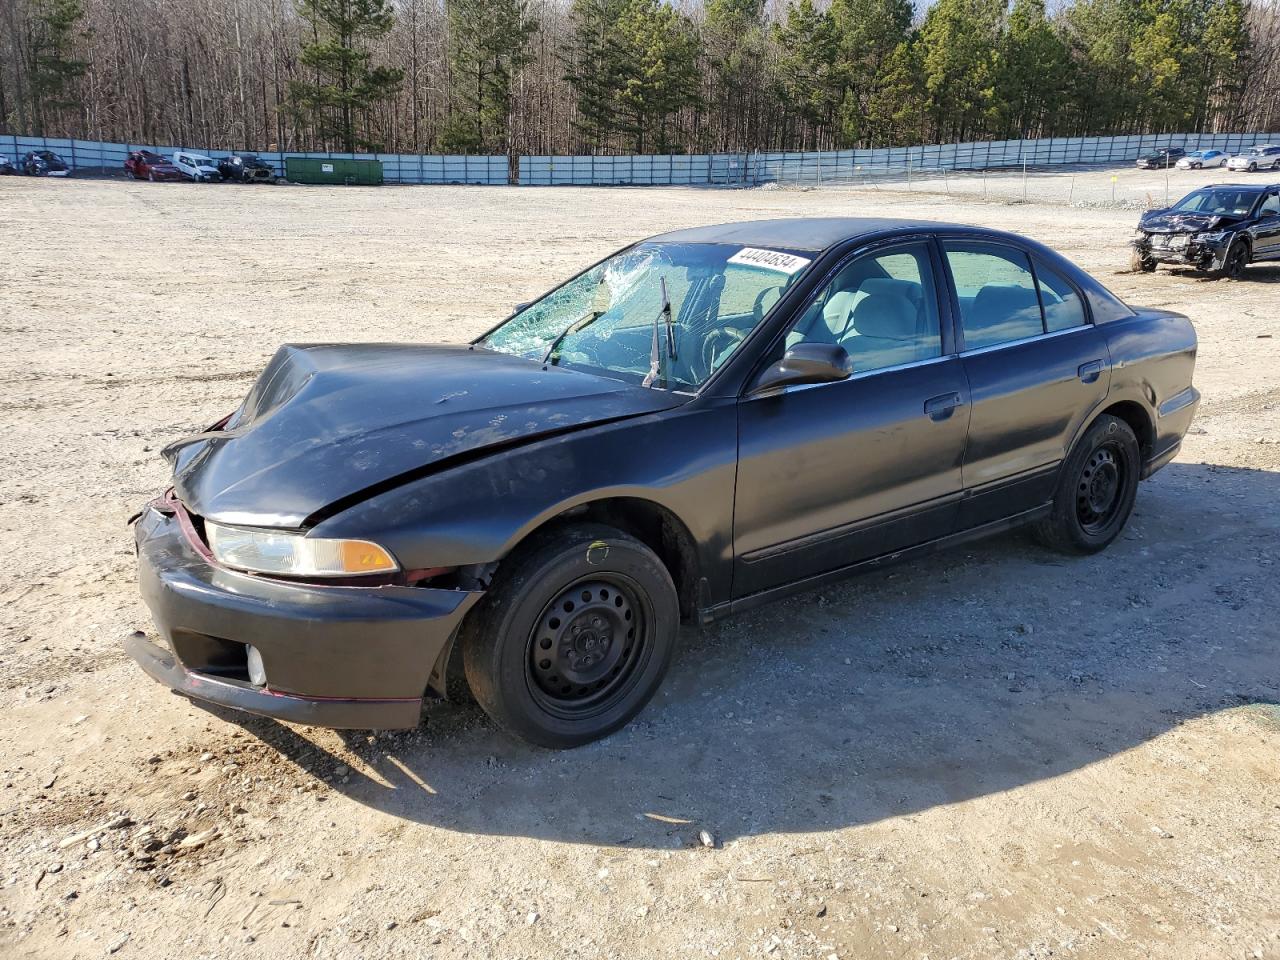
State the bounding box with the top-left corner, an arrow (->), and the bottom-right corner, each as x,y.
1034,414 -> 1140,555
461,523 -> 679,748
1129,249 -> 1157,273
1219,239 -> 1249,279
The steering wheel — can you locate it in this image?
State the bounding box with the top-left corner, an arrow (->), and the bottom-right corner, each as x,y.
697,325 -> 748,380
752,285 -> 784,324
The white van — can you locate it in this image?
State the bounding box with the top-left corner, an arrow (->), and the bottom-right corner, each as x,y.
172,152 -> 221,182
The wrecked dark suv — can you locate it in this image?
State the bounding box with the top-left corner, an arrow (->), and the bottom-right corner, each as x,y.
1132,184 -> 1280,277
128,218 -> 1200,748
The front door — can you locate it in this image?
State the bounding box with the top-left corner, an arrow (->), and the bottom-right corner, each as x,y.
732,240 -> 970,599
1250,190 -> 1280,259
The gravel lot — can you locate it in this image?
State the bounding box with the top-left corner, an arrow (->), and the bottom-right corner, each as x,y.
0,170 -> 1278,960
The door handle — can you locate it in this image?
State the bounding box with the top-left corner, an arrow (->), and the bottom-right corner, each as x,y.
1078,360 -> 1104,384
924,392 -> 963,421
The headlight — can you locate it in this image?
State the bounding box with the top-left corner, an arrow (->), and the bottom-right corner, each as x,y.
205,522 -> 399,577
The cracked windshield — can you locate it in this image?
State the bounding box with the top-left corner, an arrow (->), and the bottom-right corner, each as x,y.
479,241 -> 813,389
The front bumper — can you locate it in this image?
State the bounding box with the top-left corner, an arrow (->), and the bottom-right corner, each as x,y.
1132,235 -> 1226,268
129,502 -> 482,729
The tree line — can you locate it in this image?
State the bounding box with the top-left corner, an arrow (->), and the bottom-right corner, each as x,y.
1,0 -> 1276,159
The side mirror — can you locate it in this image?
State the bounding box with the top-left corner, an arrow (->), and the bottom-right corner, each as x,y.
509,302 -> 530,318
750,342 -> 853,396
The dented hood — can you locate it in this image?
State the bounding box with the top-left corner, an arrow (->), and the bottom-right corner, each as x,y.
1138,209 -> 1244,234
167,344 -> 683,527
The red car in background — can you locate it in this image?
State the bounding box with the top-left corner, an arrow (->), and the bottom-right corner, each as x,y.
124,150 -> 183,182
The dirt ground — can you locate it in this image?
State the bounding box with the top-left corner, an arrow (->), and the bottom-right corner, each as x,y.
0,169 -> 1278,960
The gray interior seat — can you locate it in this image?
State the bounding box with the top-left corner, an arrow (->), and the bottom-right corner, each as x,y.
843,292 -> 926,369
968,285 -> 1042,347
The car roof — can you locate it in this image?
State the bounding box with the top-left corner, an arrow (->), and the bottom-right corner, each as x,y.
1195,182 -> 1277,190
648,217 -> 1061,254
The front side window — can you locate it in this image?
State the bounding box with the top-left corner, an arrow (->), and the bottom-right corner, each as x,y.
1258,192 -> 1280,217
479,241 -> 814,390
785,242 -> 942,373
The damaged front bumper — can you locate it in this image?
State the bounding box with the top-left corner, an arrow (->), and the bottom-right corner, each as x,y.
1132,233 -> 1229,269
128,500 -> 482,729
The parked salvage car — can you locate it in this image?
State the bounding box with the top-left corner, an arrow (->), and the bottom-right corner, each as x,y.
1225,145 -> 1280,172
217,152 -> 276,183
0,156 -> 16,175
1175,150 -> 1228,170
1135,147 -> 1186,169
127,218 -> 1200,748
124,150 -> 183,182
1131,183 -> 1280,277
172,151 -> 221,182
22,150 -> 69,176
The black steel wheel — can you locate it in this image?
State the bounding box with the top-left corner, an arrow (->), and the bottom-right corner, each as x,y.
1074,443 -> 1126,535
1220,240 -> 1249,280
526,576 -> 649,718
462,523 -> 679,748
1034,414 -> 1140,555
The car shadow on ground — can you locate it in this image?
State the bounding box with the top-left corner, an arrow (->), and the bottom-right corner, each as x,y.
211,461 -> 1280,848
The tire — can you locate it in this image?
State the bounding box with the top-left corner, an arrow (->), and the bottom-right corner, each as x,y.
148,171 -> 155,182
1129,249 -> 1157,273
1034,414 -> 1141,555
1219,239 -> 1249,279
461,523 -> 679,749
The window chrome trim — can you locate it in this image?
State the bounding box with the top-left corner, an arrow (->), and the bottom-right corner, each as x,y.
764,353 -> 954,397
957,323 -> 1090,358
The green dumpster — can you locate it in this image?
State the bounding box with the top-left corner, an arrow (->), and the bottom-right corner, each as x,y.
285,157 -> 384,185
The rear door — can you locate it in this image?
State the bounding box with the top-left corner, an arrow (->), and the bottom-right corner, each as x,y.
732,239 -> 970,598
941,240 -> 1111,528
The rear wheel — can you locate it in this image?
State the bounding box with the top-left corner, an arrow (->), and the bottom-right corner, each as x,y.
461,523 -> 679,749
1034,414 -> 1140,555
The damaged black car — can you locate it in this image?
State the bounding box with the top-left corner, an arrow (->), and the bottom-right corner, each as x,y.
128,218 -> 1200,748
1131,183 -> 1280,277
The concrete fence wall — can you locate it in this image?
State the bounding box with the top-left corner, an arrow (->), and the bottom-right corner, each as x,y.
3,131 -> 1274,187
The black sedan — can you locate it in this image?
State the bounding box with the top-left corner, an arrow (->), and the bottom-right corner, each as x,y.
1132,183 -> 1280,277
217,152 -> 276,183
22,150 -> 69,176
1135,147 -> 1186,169
127,218 -> 1200,747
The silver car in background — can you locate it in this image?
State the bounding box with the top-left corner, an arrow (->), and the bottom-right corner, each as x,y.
1226,145 -> 1280,172
1176,150 -> 1228,170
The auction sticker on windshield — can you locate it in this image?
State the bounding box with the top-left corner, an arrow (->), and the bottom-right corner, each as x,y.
728,248 -> 812,274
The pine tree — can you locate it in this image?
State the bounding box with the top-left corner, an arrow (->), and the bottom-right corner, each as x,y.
614,0 -> 701,152
26,0 -> 87,137
828,0 -> 913,145
440,0 -> 537,155
565,0 -> 631,148
289,0 -> 404,151
919,0 -> 1004,141
772,0 -> 841,148
703,0 -> 769,150
998,0 -> 1070,138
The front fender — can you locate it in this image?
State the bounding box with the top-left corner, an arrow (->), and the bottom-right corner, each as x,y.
311,399 -> 739,606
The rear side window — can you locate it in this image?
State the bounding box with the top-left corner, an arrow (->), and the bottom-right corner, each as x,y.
943,245 -> 1042,349
944,242 -> 1092,348
1034,262 -> 1087,332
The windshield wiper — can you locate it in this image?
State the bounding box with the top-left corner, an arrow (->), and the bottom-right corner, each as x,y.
542,309 -> 603,366
642,277 -> 673,389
